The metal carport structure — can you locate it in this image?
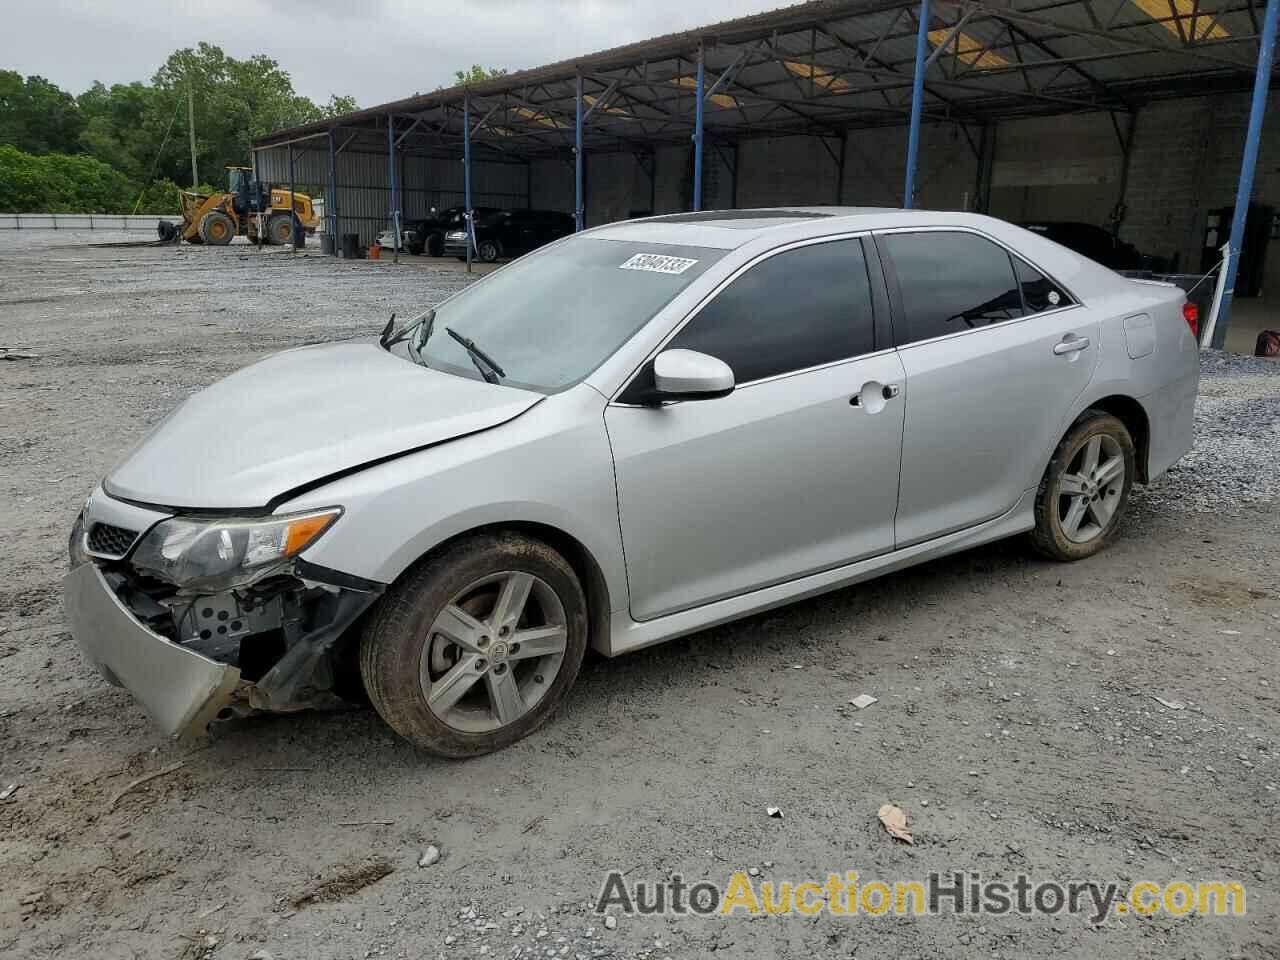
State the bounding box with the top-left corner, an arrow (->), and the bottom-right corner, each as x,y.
253,0 -> 1280,346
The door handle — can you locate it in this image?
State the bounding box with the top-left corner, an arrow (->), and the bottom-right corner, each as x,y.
1053,335 -> 1090,355
850,382 -> 901,408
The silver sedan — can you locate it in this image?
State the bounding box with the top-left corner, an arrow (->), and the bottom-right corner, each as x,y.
65,208 -> 1199,756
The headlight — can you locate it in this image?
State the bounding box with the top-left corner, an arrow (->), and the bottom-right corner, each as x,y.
68,512 -> 89,568
131,508 -> 341,589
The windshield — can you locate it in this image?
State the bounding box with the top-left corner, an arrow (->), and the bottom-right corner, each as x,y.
410,236 -> 727,392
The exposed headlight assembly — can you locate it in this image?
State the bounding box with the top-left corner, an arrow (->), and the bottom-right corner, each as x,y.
131,508 -> 341,590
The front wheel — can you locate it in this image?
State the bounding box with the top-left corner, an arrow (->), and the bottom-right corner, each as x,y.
199,210 -> 235,245
360,533 -> 587,758
1031,411 -> 1135,561
477,239 -> 501,263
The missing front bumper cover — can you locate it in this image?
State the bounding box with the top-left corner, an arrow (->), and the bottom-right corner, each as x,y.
63,562 -> 241,738
62,561 -> 382,739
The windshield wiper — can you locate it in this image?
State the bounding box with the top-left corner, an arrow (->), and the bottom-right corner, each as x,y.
379,307 -> 435,350
446,327 -> 506,384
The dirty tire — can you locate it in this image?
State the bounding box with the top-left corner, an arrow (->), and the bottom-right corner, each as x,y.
360,533 -> 587,758
156,220 -> 178,243
199,211 -> 235,245
1031,410 -> 1135,562
266,213 -> 294,246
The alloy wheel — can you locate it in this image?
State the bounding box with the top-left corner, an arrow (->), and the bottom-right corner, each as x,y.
419,571 -> 568,733
1057,434 -> 1125,544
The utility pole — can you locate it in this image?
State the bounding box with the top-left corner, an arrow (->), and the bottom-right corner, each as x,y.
186,74 -> 199,189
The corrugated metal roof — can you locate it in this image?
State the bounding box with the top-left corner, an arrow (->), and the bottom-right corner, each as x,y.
254,0 -> 1271,156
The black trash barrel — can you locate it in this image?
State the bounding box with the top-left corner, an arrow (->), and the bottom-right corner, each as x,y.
341,233 -> 361,259
320,233 -> 336,255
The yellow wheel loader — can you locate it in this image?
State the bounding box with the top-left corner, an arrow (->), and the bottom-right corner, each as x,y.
160,167 -> 320,246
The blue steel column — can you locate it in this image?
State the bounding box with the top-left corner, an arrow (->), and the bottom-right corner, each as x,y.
693,46 -> 706,211
386,114 -> 400,263
464,93 -> 474,271
1212,0 -> 1280,349
327,128 -> 339,257
575,74 -> 585,232
288,142 -> 296,249
903,0 -> 930,208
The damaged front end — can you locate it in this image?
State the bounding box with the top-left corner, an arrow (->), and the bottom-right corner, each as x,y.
64,489 -> 383,739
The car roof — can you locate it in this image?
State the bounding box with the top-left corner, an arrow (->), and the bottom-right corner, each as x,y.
586,207 -> 1013,249
584,207 -> 1138,299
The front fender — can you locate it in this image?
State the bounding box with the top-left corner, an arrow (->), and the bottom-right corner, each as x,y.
275,387 -> 627,612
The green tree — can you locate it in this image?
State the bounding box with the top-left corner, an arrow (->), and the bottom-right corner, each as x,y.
150,44 -> 357,188
77,80 -> 166,181
0,45 -> 357,211
0,71 -> 84,154
323,94 -> 359,117
0,144 -> 133,213
453,65 -> 508,85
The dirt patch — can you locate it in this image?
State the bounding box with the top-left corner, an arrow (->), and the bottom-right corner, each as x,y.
1179,576 -> 1271,608
289,857 -> 395,909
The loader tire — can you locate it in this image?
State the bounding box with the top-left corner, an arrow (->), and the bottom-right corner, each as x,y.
156,220 -> 178,243
199,211 -> 235,246
266,213 -> 295,246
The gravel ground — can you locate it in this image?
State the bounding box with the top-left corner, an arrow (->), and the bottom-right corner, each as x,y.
1,231 -> 1278,960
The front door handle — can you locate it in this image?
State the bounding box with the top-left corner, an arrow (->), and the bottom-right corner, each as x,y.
1053,335 -> 1091,356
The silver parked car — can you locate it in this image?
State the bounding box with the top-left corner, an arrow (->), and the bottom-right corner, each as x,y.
64,208 -> 1199,756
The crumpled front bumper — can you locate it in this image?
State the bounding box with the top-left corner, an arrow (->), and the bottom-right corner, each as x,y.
62,562 -> 241,739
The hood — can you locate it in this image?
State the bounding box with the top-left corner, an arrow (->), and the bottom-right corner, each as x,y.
105,341 -> 542,511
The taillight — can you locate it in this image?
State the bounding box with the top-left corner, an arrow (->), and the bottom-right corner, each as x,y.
1182,301 -> 1200,338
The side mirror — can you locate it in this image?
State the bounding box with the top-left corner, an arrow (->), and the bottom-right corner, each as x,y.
652,349 -> 735,401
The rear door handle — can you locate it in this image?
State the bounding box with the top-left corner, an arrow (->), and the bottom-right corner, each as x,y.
850,382 -> 901,409
1053,335 -> 1091,355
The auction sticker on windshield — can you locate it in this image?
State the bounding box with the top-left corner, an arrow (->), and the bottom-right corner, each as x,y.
619,253 -> 699,275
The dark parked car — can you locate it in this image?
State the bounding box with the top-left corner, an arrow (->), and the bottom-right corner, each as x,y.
444,209 -> 576,263
1018,221 -> 1146,271
407,206 -> 501,256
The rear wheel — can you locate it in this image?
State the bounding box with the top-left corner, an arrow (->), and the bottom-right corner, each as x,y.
266,213 -> 295,245
1031,411 -> 1135,561
360,533 -> 587,758
198,211 -> 235,245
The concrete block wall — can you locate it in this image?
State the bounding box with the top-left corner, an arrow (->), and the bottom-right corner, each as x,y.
843,122 -> 978,209
737,135 -> 841,206
1111,91 -> 1280,272
987,112 -> 1123,225
1121,98 -> 1214,271
390,89 -> 1278,272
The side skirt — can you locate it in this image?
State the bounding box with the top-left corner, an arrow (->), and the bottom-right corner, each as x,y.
601,488 -> 1037,657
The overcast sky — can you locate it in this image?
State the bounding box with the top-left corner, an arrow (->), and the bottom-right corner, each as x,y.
3,0 -> 782,104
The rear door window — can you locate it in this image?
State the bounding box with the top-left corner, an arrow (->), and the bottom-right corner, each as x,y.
881,231 -> 1024,345
664,238 -> 877,384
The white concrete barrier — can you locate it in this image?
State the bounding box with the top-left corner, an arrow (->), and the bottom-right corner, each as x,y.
0,214 -> 182,230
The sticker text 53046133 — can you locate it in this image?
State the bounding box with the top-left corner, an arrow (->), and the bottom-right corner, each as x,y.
619,253 -> 699,275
